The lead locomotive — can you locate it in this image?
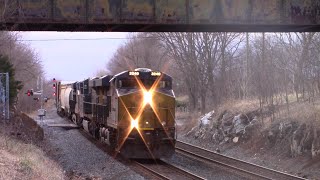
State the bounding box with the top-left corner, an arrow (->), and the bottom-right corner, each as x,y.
55,68 -> 176,159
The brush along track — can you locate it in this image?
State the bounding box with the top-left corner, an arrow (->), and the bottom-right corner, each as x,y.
133,159 -> 205,180
176,141 -> 305,180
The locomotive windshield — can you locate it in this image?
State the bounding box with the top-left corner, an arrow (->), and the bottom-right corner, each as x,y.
117,79 -> 171,89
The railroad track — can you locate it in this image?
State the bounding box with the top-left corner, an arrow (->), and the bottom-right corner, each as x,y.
133,159 -> 205,180
176,141 -> 305,180
77,127 -> 204,179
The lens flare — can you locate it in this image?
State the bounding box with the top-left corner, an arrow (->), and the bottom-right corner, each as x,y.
131,119 -> 138,129
143,91 -> 152,105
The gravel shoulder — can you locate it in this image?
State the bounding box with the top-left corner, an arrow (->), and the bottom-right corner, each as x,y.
32,106 -> 144,180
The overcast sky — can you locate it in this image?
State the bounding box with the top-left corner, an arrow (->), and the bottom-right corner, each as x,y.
19,32 -> 128,81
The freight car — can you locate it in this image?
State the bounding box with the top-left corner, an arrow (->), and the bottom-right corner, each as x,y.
55,68 -> 176,159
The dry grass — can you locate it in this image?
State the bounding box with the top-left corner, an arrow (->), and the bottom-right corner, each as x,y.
0,134 -> 64,180
277,101 -> 320,126
216,99 -> 260,115
176,95 -> 188,102
175,111 -> 192,119
217,97 -> 320,127
176,111 -> 201,134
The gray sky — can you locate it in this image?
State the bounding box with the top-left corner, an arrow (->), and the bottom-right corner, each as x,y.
20,32 -> 128,81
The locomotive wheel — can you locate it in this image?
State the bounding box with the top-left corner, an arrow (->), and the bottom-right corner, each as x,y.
71,114 -> 77,125
94,128 -> 100,140
110,130 -> 117,149
76,117 -> 83,127
88,122 -> 100,139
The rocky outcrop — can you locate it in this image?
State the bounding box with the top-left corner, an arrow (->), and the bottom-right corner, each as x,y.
311,129 -> 320,158
290,123 -> 313,157
188,109 -> 261,145
187,107 -> 320,159
242,117 -> 260,140
263,121 -> 320,159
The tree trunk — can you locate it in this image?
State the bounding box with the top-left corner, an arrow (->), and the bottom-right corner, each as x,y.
220,51 -> 226,99
200,92 -> 206,114
285,68 -> 289,114
318,71 -> 320,94
245,32 -> 249,99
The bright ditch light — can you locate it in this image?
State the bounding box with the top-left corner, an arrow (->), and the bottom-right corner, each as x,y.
131,119 -> 139,129
143,91 -> 152,105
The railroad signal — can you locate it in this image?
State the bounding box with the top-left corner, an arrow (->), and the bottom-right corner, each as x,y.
26,89 -> 34,96
52,78 -> 57,97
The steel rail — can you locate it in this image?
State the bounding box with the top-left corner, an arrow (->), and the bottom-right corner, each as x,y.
133,159 -> 205,180
76,128 -> 204,179
176,141 -> 305,180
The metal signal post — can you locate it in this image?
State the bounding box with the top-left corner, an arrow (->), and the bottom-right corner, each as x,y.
0,73 -> 9,120
37,77 -> 46,121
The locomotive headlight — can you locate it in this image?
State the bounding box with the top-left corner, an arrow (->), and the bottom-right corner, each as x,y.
143,91 -> 152,105
131,119 -> 139,129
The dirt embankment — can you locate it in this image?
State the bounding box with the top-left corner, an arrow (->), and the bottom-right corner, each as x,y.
179,99 -> 320,179
0,111 -> 64,180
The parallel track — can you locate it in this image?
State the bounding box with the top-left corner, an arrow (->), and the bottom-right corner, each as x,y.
133,159 -> 205,180
176,141 -> 305,180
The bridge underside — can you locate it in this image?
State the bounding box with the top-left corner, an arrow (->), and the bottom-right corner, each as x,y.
0,0 -> 320,32
2,23 -> 320,32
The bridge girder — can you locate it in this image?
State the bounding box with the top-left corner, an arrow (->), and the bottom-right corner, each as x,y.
0,0 -> 319,32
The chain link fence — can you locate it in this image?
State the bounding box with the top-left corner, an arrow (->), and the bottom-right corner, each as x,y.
0,73 -> 9,120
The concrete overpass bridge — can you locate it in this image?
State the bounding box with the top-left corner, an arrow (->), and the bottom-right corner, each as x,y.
0,0 -> 319,32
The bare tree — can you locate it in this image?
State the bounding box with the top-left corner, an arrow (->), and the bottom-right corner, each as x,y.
158,32 -> 243,113
106,33 -> 171,74
106,32 -> 320,116
0,32 -> 44,112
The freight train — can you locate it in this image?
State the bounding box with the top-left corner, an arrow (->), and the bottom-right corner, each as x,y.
54,68 -> 176,159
